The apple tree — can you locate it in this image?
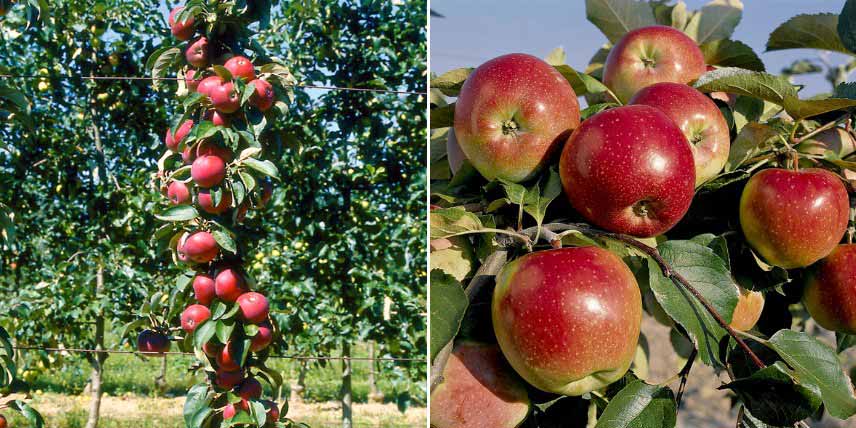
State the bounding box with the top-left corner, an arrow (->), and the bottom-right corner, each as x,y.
430,1 -> 856,427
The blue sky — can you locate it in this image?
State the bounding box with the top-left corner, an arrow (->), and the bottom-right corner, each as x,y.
430,0 -> 851,99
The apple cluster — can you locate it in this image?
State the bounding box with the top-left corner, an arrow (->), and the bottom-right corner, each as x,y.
135,3 -> 287,426
433,25 -> 854,426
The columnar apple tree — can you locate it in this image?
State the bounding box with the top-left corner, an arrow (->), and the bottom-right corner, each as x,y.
140,2 -> 302,427
430,1 -> 856,427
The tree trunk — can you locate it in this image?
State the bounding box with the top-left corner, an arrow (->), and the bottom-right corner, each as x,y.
290,359 -> 307,403
85,265 -> 106,428
368,341 -> 383,403
154,355 -> 167,394
341,343 -> 353,428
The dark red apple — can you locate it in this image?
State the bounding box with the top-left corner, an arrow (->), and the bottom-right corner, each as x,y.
237,377 -> 262,400
197,189 -> 232,214
210,81 -> 241,114
165,120 -> 194,152
453,53 -> 580,182
215,268 -> 248,302
168,6 -> 195,41
193,274 -> 216,305
492,247 -> 642,395
215,369 -> 244,390
559,105 -> 695,237
181,304 -> 211,333
191,155 -> 226,187
224,56 -> 256,81
261,400 -> 279,423
185,37 -> 209,68
250,321 -> 274,352
629,82 -> 729,186
803,244 -> 856,333
740,168 -> 849,268
166,181 -> 191,205
237,292 -> 269,324
181,231 -> 219,263
137,329 -> 170,356
249,79 -> 274,111
603,25 -> 706,103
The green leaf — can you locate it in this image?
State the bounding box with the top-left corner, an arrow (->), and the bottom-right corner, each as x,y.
522,169 -> 563,229
193,320 -> 217,350
647,239 -> 739,366
429,207 -> 485,240
430,103 -> 455,129
431,68 -> 472,97
429,269 -> 468,361
594,380 -> 676,428
784,96 -> 856,120
9,400 -> 45,428
684,0 -> 743,45
694,67 -> 796,106
725,122 -> 778,172
242,158 -> 280,180
554,64 -> 613,98
216,319 -> 235,344
839,0 -> 856,54
581,103 -> 618,120
154,205 -> 199,222
212,230 -> 236,254
699,39 -> 765,72
585,0 -> 657,44
767,329 -> 856,419
767,14 -> 851,55
722,361 -> 821,426
149,47 -> 181,79
837,332 -> 856,353
183,383 -> 213,428
544,47 -> 567,66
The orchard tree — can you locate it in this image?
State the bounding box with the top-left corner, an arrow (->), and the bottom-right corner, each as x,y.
430,1 -> 856,427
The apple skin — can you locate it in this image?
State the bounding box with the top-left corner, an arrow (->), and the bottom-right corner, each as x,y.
0,414 -> 6,428
197,189 -> 232,214
603,25 -> 706,103
181,231 -> 219,263
250,321 -> 274,352
249,79 -> 275,111
215,370 -> 244,390
137,329 -> 170,355
168,6 -> 195,41
181,304 -> 211,333
210,82 -> 241,114
224,56 -> 256,81
216,340 -> 242,371
453,53 -> 580,182
191,155 -> 227,187
237,292 -> 270,324
192,274 -> 216,306
185,37 -> 209,68
167,181 -> 191,205
492,247 -> 642,395
629,82 -> 729,186
559,105 -> 695,237
203,109 -> 231,127
803,244 -> 856,334
729,286 -> 764,332
197,76 -> 224,97
203,341 -> 222,358
238,378 -> 262,400
797,127 -> 856,158
739,168 -> 849,269
165,120 -> 194,152
446,128 -> 465,175
430,341 -> 530,428
215,268 -> 248,302
223,400 -> 249,419
185,69 -> 201,92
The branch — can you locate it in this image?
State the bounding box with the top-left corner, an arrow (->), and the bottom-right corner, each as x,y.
676,348 -> 697,409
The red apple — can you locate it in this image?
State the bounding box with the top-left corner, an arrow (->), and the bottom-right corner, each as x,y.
223,400 -> 249,419
249,79 -> 274,111
203,109 -> 231,127
215,370 -> 244,390
453,53 -> 580,182
224,56 -> 256,81
559,105 -> 695,237
181,304 -> 211,333
137,329 -> 170,356
185,69 -> 201,92
261,400 -> 279,423
165,119 -> 194,152
430,341 -> 530,428
803,244 -> 856,333
216,340 -> 242,371
492,247 -> 642,395
730,286 -> 764,332
259,179 -> 273,207
197,189 -> 232,214
168,6 -> 195,41
193,274 -> 216,305
185,37 -> 209,68
237,378 -> 262,400
196,141 -> 234,162
215,268 -> 248,302
197,76 -> 223,97
629,82 -> 730,186
181,231 -> 219,263
603,25 -> 706,103
739,168 -> 849,268
191,155 -> 226,187
166,181 -> 191,205
237,291 -> 270,324
250,321 -> 274,352
0,414 -> 6,428
210,81 -> 241,114
446,128 -> 466,176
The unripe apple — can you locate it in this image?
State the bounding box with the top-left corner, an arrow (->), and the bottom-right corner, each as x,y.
250,321 -> 274,352
803,244 -> 856,333
166,181 -> 191,205
740,168 -> 849,268
182,231 -> 219,263
191,155 -> 227,187
216,340 -> 242,371
446,128 -> 466,176
629,83 -> 729,186
729,286 -> 764,332
185,37 -> 209,68
164,120 -> 194,152
603,25 -> 706,103
197,76 -> 224,97
261,400 -> 279,423
203,109 -> 231,127
559,105 -> 695,237
210,82 -> 241,114
249,79 -> 274,111
215,369 -> 244,390
192,274 -> 216,305
197,189 -> 232,214
185,69 -> 201,92
797,127 -> 856,158
237,377 -> 262,400
137,329 -> 170,356
181,304 -> 211,333
492,247 -> 642,395
224,56 -> 256,81
430,341 -> 530,428
168,6 -> 195,41
215,268 -> 248,302
453,53 -> 580,182
237,291 -> 270,324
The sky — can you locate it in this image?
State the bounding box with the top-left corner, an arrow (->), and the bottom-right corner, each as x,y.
429,0 -> 852,99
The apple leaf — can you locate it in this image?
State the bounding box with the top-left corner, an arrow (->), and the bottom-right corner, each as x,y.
8,400 -> 45,428
694,67 -> 795,106
837,333 -> 856,353
594,380 -> 676,428
834,82 -> 856,99
767,13 -> 851,55
699,39 -> 765,72
212,230 -> 236,254
429,269 -> 468,361
553,65 -> 613,99
431,103 -> 455,129
668,1 -> 688,30
431,68 -> 472,97
192,320 -> 216,349
429,207 -> 484,240
215,319 -> 235,343
544,46 -> 567,66
838,0 -> 856,54
722,361 -> 822,426
725,122 -> 778,172
585,0 -> 657,44
586,45 -> 612,80
684,0 -> 743,45
183,383 -> 213,428
647,239 -> 739,367
154,205 -> 199,222
241,158 -> 280,180
784,96 -> 856,120
581,102 -> 617,120
522,168 -> 563,232
767,329 -> 856,419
